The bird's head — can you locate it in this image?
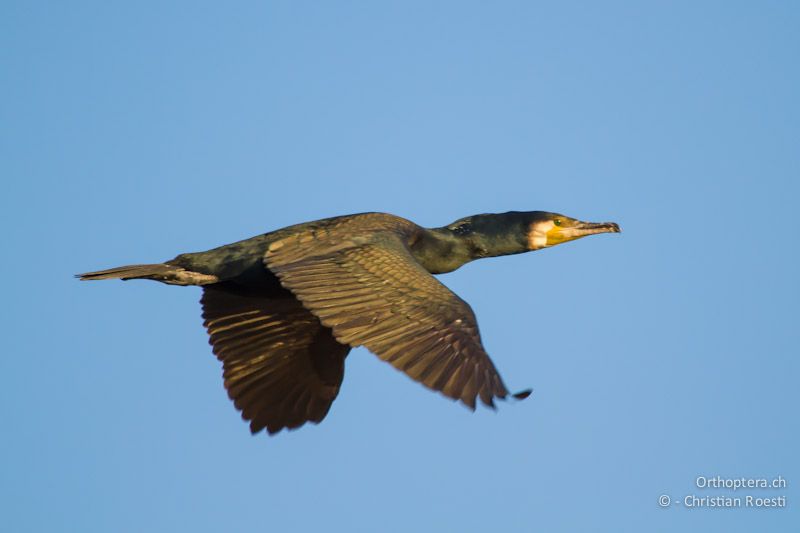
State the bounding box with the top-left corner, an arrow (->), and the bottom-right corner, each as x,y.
524,211 -> 621,250
422,210 -> 619,273
443,210 -> 620,260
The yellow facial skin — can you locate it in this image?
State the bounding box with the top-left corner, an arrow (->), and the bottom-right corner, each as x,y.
546,217 -> 577,246
527,216 -> 620,250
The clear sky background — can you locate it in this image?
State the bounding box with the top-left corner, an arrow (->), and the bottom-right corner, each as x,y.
2,1 -> 798,532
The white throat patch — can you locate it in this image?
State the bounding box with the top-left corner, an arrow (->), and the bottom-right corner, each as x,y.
527,221 -> 554,249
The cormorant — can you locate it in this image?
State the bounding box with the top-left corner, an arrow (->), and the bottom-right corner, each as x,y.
79,211 -> 620,435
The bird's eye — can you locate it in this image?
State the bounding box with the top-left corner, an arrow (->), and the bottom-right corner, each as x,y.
554,219 -> 562,227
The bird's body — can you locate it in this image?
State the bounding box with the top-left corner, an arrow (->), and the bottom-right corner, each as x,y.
79,211 -> 619,435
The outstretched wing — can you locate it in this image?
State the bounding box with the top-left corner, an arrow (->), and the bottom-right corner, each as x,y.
201,284 -> 350,435
264,217 -> 515,409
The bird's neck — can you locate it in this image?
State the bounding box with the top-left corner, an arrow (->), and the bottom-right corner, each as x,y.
409,228 -> 476,274
410,227 -> 528,274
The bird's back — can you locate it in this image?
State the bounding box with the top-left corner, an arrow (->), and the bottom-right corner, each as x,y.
168,212 -> 418,284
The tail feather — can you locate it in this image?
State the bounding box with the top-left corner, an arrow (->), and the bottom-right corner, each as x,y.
77,263 -> 218,285
77,264 -> 178,281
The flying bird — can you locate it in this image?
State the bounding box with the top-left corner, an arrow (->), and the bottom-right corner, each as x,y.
79,211 -> 620,435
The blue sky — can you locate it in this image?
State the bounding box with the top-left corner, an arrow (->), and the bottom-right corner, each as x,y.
2,1 -> 798,531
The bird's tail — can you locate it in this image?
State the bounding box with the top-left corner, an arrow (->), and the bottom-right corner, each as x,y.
76,263 -> 218,285
76,263 -> 179,281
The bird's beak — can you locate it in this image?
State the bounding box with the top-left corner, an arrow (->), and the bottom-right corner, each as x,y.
573,221 -> 621,235
546,220 -> 621,246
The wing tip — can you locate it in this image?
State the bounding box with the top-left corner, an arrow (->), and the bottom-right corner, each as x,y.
461,396 -> 477,411
512,388 -> 533,401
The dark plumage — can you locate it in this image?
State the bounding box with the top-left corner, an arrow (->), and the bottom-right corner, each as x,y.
79,211 -> 620,435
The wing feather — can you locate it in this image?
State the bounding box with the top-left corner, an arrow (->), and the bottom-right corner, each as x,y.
264,215 -> 514,408
201,284 -> 350,435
